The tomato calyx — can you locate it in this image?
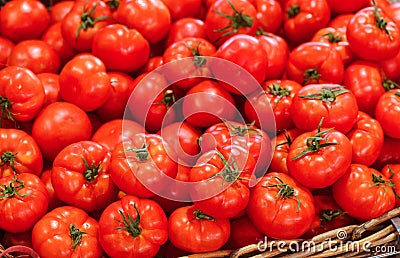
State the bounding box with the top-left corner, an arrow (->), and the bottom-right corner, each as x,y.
76,4 -> 111,39
228,121 -> 260,137
0,176 -> 30,200
0,96 -> 15,128
371,173 -> 393,187
291,118 -> 339,160
125,143 -> 150,162
299,86 -> 349,103
265,176 -> 301,212
154,90 -> 175,108
321,32 -> 342,43
213,151 -> 240,184
276,130 -> 293,148
0,152 -> 18,174
302,68 -> 321,85
287,5 -> 300,18
104,0 -> 119,10
193,209 -> 215,221
82,157 -> 102,182
116,206 -> 142,238
185,42 -> 207,67
382,79 -> 400,91
265,83 -> 291,107
395,92 -> 400,98
69,224 -> 87,250
372,0 -> 393,40
387,166 -> 400,200
213,0 -> 254,38
320,209 -> 346,223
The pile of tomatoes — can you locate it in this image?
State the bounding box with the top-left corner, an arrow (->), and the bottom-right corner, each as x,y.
1,0 -> 400,257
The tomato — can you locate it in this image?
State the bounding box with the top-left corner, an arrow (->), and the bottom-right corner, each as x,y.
286,42 -> 344,85
161,0 -> 203,21
0,66 -> 45,125
182,80 -> 236,128
283,0 -> 331,45
59,53 -> 111,112
0,173 -> 49,233
96,72 -> 135,122
51,141 -> 118,212
166,18 -> 206,46
0,128 -> 43,178
205,0 -> 258,46
374,136 -> 400,170
0,37 -> 15,70
287,122 -> 352,189
61,0 -> 114,52
302,195 -> 356,239
92,24 -> 150,73
1,230 -> 33,254
109,133 -> 178,198
138,56 -> 164,74
225,216 -> 264,250
326,0 -> 369,14
245,80 -> 302,132
117,0 -> 171,44
379,50 -> 400,83
333,164 -> 395,221
40,169 -> 64,211
388,2 -> 400,27
168,205 -> 230,253
346,4 -> 400,61
346,112 -> 384,166
381,164 -> 400,207
37,73 -> 61,108
247,172 -> 315,239
269,128 -> 303,174
0,0 -> 50,43
91,119 -> 145,152
31,102 -> 92,161
98,195 -> 168,258
328,14 -> 354,31
375,89 -> 400,139
49,1 -> 74,24
254,0 -> 283,34
32,206 -> 103,258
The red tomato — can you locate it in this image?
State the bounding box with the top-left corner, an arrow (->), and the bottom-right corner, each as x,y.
0,128 -> 43,178
166,18 -> 206,46
346,4 -> 400,61
161,0 -> 203,20
381,164 -> 400,207
333,164 -> 395,221
59,53 -> 111,112
98,195 -> 168,258
168,205 -> 230,253
31,102 -> 92,161
286,42 -> 344,85
375,89 -> 400,138
32,206 -> 103,258
0,173 -> 49,233
40,169 -> 64,211
0,0 -> 50,42
49,1 -> 74,24
117,0 -> 171,44
225,216 -> 264,250
373,136 -> 400,170
92,24 -> 150,73
139,56 -> 164,74
346,112 -> 384,166
328,14 -> 354,31
255,0 -> 283,34
205,0 -> 258,46
290,84 -> 358,134
388,2 -> 400,27
379,50 -> 400,83
326,0 -> 369,14
283,0 -> 331,45
37,73 -> 61,108
0,37 -> 15,70
247,172 -> 315,239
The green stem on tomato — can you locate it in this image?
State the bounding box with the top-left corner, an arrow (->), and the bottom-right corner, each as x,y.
0,176 -> 30,200
193,209 -> 215,221
69,224 -> 87,250
82,157 -> 101,182
115,205 -> 142,238
0,152 -> 18,174
265,176 -> 301,212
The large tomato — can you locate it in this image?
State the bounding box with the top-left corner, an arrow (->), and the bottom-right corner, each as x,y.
375,89 -> 400,139
166,18 -> 206,46
246,172 -> 315,239
98,195 -> 168,258
32,206 -> 103,258
255,0 -> 283,34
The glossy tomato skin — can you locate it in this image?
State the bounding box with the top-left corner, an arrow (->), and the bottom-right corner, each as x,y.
0,37 -> 15,70
49,0 -> 74,24
283,0 -> 331,45
51,141 -> 118,213
346,112 -> 384,166
255,0 -> 283,34
0,173 -> 49,233
286,42 -> 344,85
98,195 -> 168,258
333,164 -> 395,221
0,0 -> 50,43
168,205 -> 230,253
32,206 -> 103,258
32,102 -> 92,161
328,14 -> 354,31
290,84 -> 358,134
247,172 -> 315,239
37,73 -> 61,107
166,18 -> 206,46
381,164 -> 400,207
379,50 -> 400,83
161,0 -> 203,21
59,53 -> 111,112
327,0 -> 368,14
0,128 -> 43,178
375,89 -> 400,139
346,6 -> 400,61
117,0 -> 171,44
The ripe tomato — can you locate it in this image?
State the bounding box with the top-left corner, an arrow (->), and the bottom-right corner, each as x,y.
40,169 -> 64,211
0,173 -> 49,233
161,0 -> 203,20
286,42 -> 344,85
283,0 -> 331,45
247,172 -> 315,239
328,14 -> 354,31
225,216 -> 264,250
37,73 -> 61,107
51,141 -> 118,212
168,205 -> 230,253
0,128 -> 43,178
0,66 -> 45,125
166,18 -> 206,46
373,136 -> 400,170
49,0 -> 74,24
255,0 -> 283,34
333,164 -> 395,221
0,37 -> 15,70
139,56 -> 164,74
346,112 -> 384,166
117,0 -> 171,44
326,0 -> 369,14
59,53 -> 111,112
205,0 -> 258,46
379,50 -> 400,83
346,4 -> 400,61
98,195 -> 168,258
375,89 -> 400,139
92,24 -> 150,73
381,164 -> 400,207
32,206 -> 103,258
0,0 -> 50,43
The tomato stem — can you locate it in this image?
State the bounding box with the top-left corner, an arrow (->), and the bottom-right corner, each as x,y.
320,209 -> 346,223
299,86 -> 349,103
265,176 -> 301,212
0,176 -> 30,200
154,90 -> 175,108
184,41 -> 207,67
321,32 -> 342,43
0,96 -> 15,128
276,130 -> 293,148
372,0 -> 393,40
302,68 -> 321,85
213,151 -> 240,184
193,209 -> 215,221
382,79 -> 400,91
125,143 -> 150,162
387,166 -> 400,200
104,0 -> 119,10
287,5 -> 300,18
116,206 -> 142,238
82,157 -> 101,182
371,173 -> 393,187
0,152 -> 18,174
266,83 -> 291,108
69,224 -> 87,250
228,121 -> 260,137
76,4 -> 111,39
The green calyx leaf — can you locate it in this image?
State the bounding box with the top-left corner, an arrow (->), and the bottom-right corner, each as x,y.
321,32 -> 342,43
82,157 -> 101,182
193,209 -> 215,221
265,176 -> 301,212
287,5 -> 300,18
125,143 -> 150,162
0,175 -> 30,200
372,0 -> 393,40
115,205 -> 142,238
69,224 -> 87,250
299,86 -> 349,103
